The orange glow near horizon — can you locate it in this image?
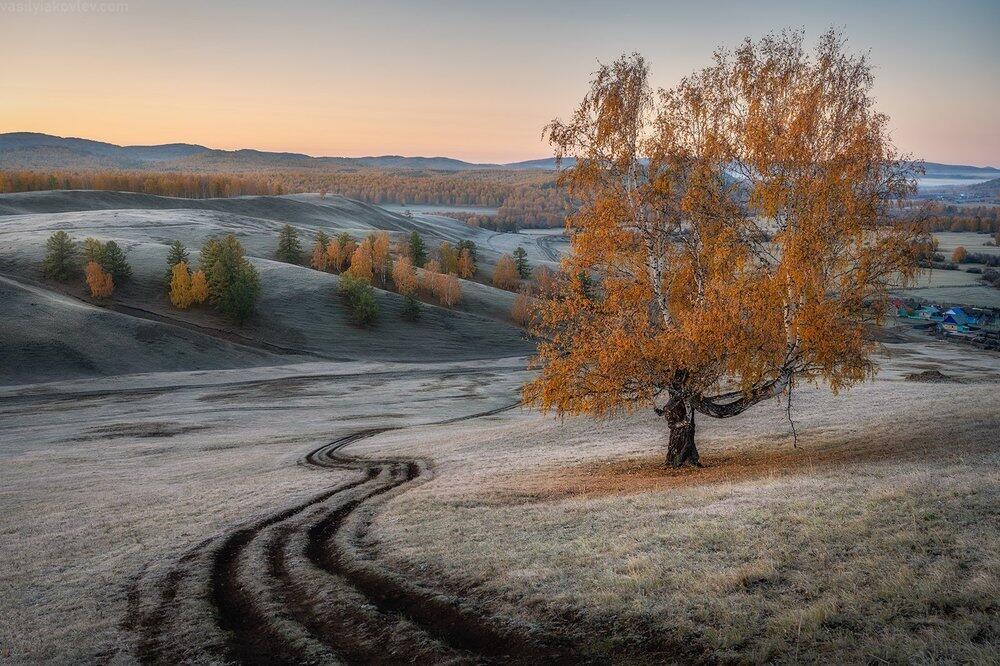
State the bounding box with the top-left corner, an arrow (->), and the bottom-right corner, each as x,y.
1,1 -> 997,166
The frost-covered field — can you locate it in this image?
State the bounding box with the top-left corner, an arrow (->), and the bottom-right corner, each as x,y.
2,191 -> 998,663
897,260 -> 1000,308
0,359 -> 530,663
3,325 -> 999,664
365,338 -> 1000,664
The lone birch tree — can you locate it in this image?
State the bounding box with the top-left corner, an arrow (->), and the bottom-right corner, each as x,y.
525,30 -> 924,467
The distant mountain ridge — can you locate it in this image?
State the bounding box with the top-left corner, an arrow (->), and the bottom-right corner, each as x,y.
921,162 -> 1000,178
0,132 -> 549,172
0,132 -> 996,175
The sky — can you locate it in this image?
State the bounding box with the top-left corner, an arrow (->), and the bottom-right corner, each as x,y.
1,0 -> 998,165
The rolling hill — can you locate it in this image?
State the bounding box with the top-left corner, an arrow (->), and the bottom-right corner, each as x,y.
0,190 -> 554,384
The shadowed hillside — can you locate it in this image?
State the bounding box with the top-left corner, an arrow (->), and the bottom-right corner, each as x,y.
0,191 -> 544,383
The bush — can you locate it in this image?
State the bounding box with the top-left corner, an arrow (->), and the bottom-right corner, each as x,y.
42,230 -> 77,281
82,237 -> 105,265
339,275 -> 378,327
310,232 -> 330,271
391,256 -> 418,295
401,293 -> 421,321
81,238 -> 132,283
511,286 -> 536,327
965,252 -> 1000,267
190,270 -> 209,304
951,246 -> 968,263
436,273 -> 462,307
346,243 -> 374,284
457,249 -> 475,278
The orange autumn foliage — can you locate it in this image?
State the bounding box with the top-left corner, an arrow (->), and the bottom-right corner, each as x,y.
533,266 -> 558,297
391,255 -> 418,295
525,31 -> 925,467
370,231 -> 391,284
492,254 -> 520,291
510,286 -> 537,327
325,239 -> 343,272
85,260 -> 114,298
457,248 -> 475,279
346,243 -> 374,284
190,269 -> 209,304
311,240 -> 329,271
437,272 -> 462,307
170,261 -> 194,308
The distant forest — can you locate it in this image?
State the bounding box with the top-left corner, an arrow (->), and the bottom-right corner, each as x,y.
4,169 -> 998,235
0,168 -> 575,230
902,203 -> 1000,234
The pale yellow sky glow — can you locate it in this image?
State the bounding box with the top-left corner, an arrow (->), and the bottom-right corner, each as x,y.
1,0 -> 998,165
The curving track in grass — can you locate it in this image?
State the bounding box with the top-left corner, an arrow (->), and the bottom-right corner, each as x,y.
125,403 -> 579,665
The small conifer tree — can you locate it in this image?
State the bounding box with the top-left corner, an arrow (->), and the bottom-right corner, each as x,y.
42,230 -> 77,281
512,246 -> 530,279
408,231 -> 427,268
275,224 -> 303,264
100,241 -> 132,284
165,240 -> 190,284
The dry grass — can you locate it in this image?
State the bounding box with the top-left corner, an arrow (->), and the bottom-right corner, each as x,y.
0,360 -> 529,663
368,350 -> 1000,664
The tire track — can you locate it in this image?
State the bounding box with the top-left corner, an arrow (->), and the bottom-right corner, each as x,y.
125,402 -> 579,664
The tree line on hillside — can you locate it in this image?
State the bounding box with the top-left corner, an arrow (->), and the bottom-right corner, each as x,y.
272,223 -> 564,327
1,168 -> 575,228
8,168 -> 1000,234
272,224 -> 481,326
40,221 -> 558,331
42,231 -> 260,323
43,231 -> 133,300
899,203 -> 1000,234
4,170 -> 286,198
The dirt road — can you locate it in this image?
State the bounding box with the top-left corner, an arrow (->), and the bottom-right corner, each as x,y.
125,404 -> 580,665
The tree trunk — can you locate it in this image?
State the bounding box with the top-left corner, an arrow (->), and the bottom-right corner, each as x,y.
665,398 -> 700,468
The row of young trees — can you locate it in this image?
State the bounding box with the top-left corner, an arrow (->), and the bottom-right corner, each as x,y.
166,237 -> 260,322
41,229 -> 260,323
273,224 -> 480,326
43,231 -> 133,298
903,203 -> 1000,234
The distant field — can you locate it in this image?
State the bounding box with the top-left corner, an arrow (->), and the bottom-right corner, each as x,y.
381,203 -> 499,216
933,231 -> 1000,258
899,238 -> 1000,308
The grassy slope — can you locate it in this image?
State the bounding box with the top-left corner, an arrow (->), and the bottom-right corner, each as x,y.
0,192 -> 535,382
0,361 -> 530,663
365,339 -> 1000,664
